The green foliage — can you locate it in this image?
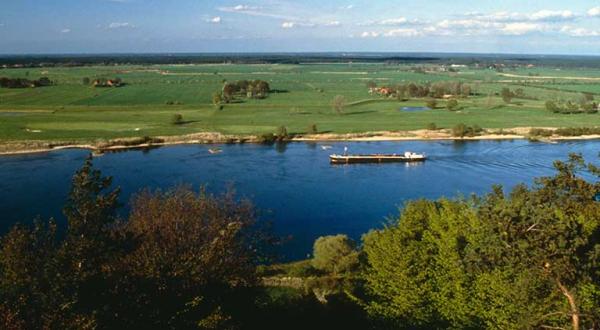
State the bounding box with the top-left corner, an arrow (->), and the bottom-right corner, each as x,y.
501,87 -> 514,103
361,154 -> 600,329
276,125 -> 289,140
171,113 -> 184,125
426,122 -> 437,130
452,123 -> 482,137
0,158 -> 271,328
446,99 -> 459,111
529,128 -> 554,137
425,98 -> 437,109
307,123 -> 318,134
311,235 -> 359,274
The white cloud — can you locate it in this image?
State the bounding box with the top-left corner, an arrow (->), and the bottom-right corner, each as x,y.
383,28 -> 421,37
325,21 -> 341,27
360,31 -> 380,38
281,21 -> 315,29
209,16 -> 222,24
529,10 -> 576,22
501,22 -> 541,35
61,28 -> 71,33
344,4 -> 354,10
588,7 -> 600,17
561,25 -> 600,37
437,19 -> 501,29
360,17 -> 422,27
282,22 -> 296,29
108,22 -> 135,29
218,4 -> 295,20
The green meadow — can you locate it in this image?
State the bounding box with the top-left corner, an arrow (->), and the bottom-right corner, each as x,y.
1,63 -> 599,142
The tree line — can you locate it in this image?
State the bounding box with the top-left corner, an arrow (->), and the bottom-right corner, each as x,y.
368,81 -> 472,99
0,77 -> 52,88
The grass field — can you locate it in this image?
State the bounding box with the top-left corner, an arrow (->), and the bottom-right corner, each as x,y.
1,63 -> 599,143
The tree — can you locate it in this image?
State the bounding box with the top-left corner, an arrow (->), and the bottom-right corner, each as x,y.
276,126 -> 288,140
446,99 -> 459,111
425,98 -> 437,109
171,113 -> 184,125
332,95 -> 346,115
312,235 -> 359,274
222,83 -> 235,103
0,159 -> 275,329
500,87 -> 514,103
121,186 -> 270,328
545,100 -> 559,113
82,77 -> 90,85
307,124 -> 318,134
212,92 -> 223,109
360,154 -> 600,329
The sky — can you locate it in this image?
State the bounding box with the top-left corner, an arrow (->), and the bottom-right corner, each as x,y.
2,0 -> 600,55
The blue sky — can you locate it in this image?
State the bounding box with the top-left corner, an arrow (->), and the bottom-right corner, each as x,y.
2,0 -> 600,54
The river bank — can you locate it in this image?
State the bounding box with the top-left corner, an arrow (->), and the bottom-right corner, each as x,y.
1,127 -> 599,156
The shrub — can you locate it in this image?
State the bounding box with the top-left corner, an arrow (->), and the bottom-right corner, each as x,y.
171,113 -> 184,125
529,128 -> 554,137
426,123 -> 437,131
446,99 -> 459,111
452,123 -> 482,138
425,98 -> 437,109
307,124 -> 318,134
258,133 -> 276,144
312,235 -> 358,274
276,126 -> 289,141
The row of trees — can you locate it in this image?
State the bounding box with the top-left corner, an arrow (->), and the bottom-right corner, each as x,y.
368,81 -> 472,99
0,77 -> 52,88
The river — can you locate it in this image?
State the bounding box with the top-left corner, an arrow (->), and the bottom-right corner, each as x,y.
0,140 -> 598,260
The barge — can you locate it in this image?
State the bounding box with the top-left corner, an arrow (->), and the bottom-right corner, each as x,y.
330,151 -> 426,164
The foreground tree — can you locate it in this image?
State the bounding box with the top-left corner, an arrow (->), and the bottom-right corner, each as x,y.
0,157 -> 273,329
119,186 -> 269,329
361,154 -> 600,329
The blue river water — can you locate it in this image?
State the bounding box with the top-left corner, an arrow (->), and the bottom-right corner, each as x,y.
0,140 -> 598,260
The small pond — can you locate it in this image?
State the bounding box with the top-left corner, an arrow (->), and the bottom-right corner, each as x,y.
401,106 -> 431,112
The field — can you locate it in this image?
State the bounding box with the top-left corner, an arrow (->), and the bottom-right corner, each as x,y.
1,62 -> 600,144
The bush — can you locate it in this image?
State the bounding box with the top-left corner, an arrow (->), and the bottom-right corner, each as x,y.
276,126 -> 289,141
258,133 -> 276,144
425,98 -> 437,109
171,113 -> 184,125
312,235 -> 359,274
426,123 -> 437,131
446,99 -> 459,111
529,128 -> 554,137
452,123 -> 482,138
307,124 -> 318,134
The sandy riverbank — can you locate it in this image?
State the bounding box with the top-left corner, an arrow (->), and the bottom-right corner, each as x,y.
1,128 -> 599,156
